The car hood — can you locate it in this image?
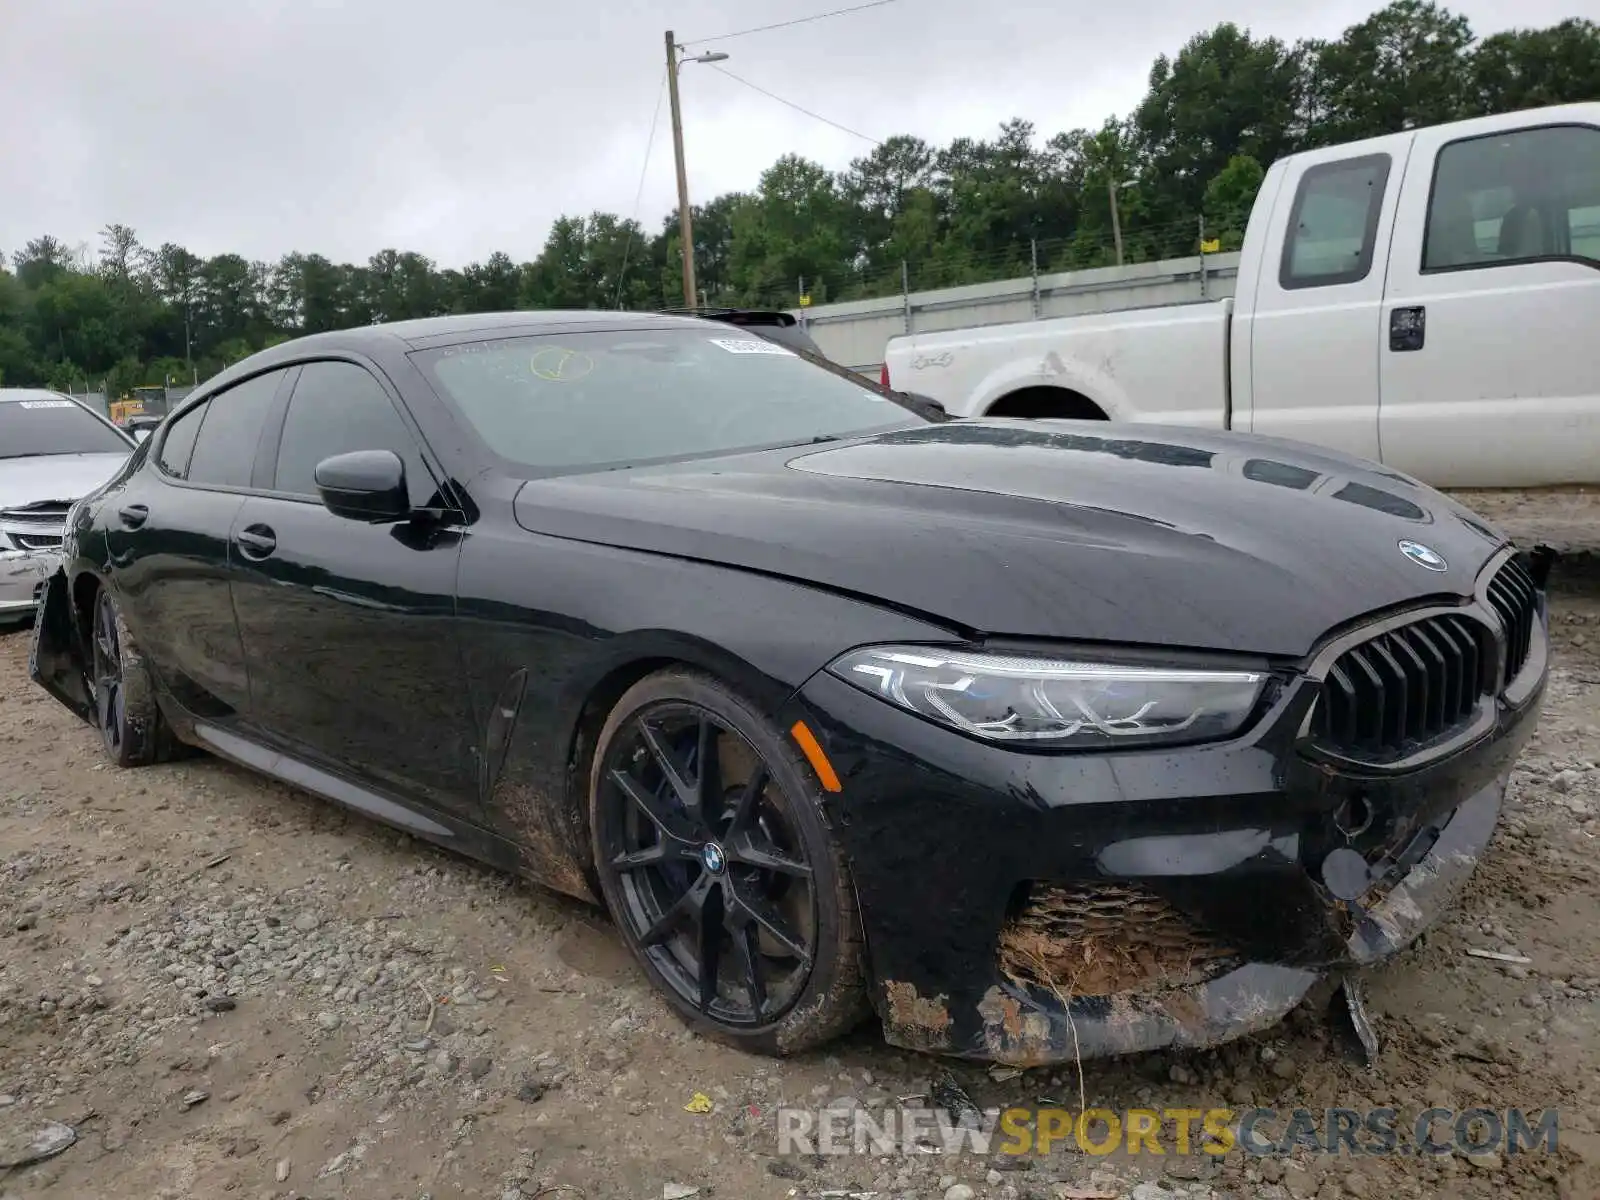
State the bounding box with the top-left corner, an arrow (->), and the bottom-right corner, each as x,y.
0,452 -> 129,511
511,420 -> 1510,657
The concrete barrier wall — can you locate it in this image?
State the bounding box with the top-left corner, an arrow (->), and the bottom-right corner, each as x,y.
794,252 -> 1242,374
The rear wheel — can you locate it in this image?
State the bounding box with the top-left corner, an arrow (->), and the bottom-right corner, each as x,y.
589,669 -> 867,1054
90,589 -> 170,767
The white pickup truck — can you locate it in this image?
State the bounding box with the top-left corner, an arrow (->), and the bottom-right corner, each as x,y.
883,102 -> 1600,489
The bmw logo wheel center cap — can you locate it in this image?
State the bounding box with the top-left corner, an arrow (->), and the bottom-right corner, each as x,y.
701,842 -> 727,874
1397,539 -> 1447,572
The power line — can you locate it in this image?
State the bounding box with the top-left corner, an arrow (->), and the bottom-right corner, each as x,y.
615,67 -> 669,308
706,64 -> 881,145
682,0 -> 901,46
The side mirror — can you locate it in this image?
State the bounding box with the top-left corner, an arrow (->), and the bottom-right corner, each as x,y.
314,449 -> 410,522
132,428 -> 151,443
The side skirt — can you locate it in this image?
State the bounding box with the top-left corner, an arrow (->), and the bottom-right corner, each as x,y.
190,721 -> 534,883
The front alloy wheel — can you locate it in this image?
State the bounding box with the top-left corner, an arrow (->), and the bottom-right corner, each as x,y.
590,670 -> 866,1053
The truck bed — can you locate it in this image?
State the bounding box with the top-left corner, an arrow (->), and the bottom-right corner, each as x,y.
886,298 -> 1234,427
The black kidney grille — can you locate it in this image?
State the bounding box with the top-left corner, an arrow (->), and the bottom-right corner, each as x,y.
1485,557 -> 1539,685
1313,614 -> 1491,757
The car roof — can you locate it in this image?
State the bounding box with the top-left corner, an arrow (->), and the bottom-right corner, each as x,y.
197,310 -> 841,399
193,311 -> 776,393
0,387 -> 76,404
307,310 -> 716,351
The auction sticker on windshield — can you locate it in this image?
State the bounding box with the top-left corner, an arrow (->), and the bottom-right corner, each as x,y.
19,400 -> 75,409
708,337 -> 795,356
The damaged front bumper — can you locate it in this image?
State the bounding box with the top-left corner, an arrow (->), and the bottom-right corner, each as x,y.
784,580 -> 1547,1065
958,777 -> 1501,1064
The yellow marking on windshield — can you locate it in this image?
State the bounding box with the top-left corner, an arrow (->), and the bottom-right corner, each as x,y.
530,347 -> 594,383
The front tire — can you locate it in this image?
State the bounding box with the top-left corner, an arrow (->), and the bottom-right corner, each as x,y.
588,669 -> 868,1055
90,588 -> 170,767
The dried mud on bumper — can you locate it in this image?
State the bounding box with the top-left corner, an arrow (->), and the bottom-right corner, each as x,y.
879,778 -> 1506,1066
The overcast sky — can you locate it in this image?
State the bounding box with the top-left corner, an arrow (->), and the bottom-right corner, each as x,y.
0,0 -> 1578,269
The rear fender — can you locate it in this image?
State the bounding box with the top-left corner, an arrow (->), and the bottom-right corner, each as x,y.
973,353 -> 1125,422
28,569 -> 95,724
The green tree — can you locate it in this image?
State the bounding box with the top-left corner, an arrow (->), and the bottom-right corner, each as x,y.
11,236 -> 75,290
1135,24 -> 1302,219
0,265 -> 33,384
1312,0 -> 1475,142
457,250 -> 522,313
98,224 -> 146,282
842,135 -> 939,276
728,156 -> 853,306
1465,19 -> 1600,116
1203,154 -> 1267,248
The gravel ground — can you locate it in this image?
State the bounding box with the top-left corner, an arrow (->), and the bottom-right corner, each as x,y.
1448,489 -> 1600,584
2,584 -> 1599,1200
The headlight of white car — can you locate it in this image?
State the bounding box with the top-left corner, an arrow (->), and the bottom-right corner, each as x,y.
826,646 -> 1266,748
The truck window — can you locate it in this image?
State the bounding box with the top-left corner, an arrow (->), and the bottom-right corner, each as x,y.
1423,124 -> 1600,271
1278,154 -> 1392,290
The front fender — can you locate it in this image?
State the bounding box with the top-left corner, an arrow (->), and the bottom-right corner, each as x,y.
28,569 -> 95,724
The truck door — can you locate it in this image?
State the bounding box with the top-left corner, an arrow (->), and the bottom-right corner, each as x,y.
1237,143 -> 1409,460
1378,116 -> 1600,487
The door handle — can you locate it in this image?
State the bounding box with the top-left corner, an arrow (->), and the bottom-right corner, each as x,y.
1389,305 -> 1425,352
117,504 -> 149,530
235,524 -> 277,560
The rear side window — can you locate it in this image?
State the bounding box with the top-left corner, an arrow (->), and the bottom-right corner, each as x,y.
1279,154 -> 1392,289
187,369 -> 287,489
274,361 -> 435,506
1423,124 -> 1600,271
156,401 -> 207,478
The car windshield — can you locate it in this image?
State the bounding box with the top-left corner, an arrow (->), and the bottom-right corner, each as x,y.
0,398 -> 131,459
411,328 -> 926,475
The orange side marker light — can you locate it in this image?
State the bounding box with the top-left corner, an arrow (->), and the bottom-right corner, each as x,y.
789,720 -> 842,793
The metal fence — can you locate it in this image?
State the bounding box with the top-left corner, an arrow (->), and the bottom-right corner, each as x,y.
791,249 -> 1242,375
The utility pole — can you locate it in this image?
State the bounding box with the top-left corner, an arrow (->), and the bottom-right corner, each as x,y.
664,34 -> 729,310
666,30 -> 697,309
1108,179 -> 1125,267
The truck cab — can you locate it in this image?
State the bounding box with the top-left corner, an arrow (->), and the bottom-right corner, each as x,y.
1235,103 -> 1600,486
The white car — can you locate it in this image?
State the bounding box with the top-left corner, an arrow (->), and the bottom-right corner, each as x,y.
0,389 -> 134,626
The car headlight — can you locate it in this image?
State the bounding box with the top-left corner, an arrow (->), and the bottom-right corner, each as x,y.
826,646 -> 1266,748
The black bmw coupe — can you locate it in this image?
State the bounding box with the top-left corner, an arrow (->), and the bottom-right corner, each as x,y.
31,311 -> 1549,1064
